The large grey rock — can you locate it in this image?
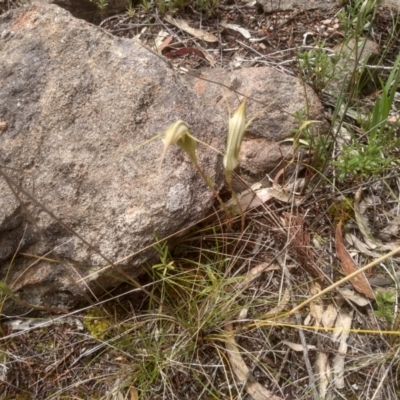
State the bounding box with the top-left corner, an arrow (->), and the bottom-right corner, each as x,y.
19,0 -> 130,20
257,0 -> 337,13
0,4 -> 326,314
0,4 -> 225,314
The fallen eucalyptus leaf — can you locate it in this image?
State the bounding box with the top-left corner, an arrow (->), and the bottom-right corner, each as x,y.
345,233 -> 382,258
336,221 -> 375,299
164,15 -> 218,42
322,304 -> 338,329
282,341 -> 317,352
153,30 -> 171,53
316,352 -> 330,399
220,21 -> 251,39
332,309 -> 353,389
338,288 -> 371,306
225,323 -> 283,400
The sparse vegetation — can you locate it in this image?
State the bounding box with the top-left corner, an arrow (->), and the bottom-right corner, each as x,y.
2,0 -> 400,399
91,0 -> 109,16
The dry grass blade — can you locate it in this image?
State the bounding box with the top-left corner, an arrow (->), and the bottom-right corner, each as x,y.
336,220 -> 375,299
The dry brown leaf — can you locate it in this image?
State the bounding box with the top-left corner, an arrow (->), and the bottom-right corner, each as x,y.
282,341 -> 317,352
238,308 -> 248,320
336,221 -> 375,299
345,233 -> 382,258
284,213 -> 325,280
315,352 -> 331,398
310,282 -> 323,328
164,15 -> 218,42
203,52 -> 216,67
153,30 -> 171,53
236,261 -> 280,290
225,323 -> 283,400
163,46 -> 215,67
130,387 -> 139,400
379,220 -> 400,240
225,185 -> 270,212
303,313 -> 312,326
220,21 -> 251,39
354,188 -> 379,249
387,115 -> 400,124
226,178 -> 302,213
266,289 -> 290,317
159,36 -> 173,53
235,186 -> 299,212
321,304 -> 338,330
269,186 -> 294,203
354,189 -> 399,252
338,288 -> 371,306
164,46 -> 206,59
332,309 -> 353,389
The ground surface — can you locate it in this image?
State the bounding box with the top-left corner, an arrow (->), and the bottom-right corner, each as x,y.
1,1 -> 400,399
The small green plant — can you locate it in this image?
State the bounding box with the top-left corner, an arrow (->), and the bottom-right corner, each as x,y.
332,134 -> 393,181
363,53 -> 400,138
337,0 -> 376,36
126,1 -> 136,17
155,0 -> 169,14
199,0 -> 219,14
332,53 -> 400,181
145,0 -> 220,15
374,291 -> 396,324
297,40 -> 340,93
90,0 -> 108,16
83,307 -> 113,340
152,239 -> 174,275
140,0 -> 153,13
